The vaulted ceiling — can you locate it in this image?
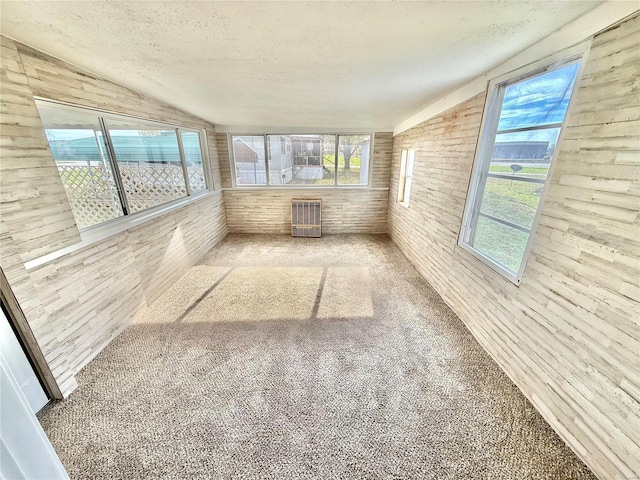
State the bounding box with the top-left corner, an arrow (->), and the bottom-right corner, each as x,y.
1,1 -> 605,130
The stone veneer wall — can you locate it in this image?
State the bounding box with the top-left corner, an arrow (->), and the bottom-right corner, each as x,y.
387,16 -> 639,480
0,36 -> 228,395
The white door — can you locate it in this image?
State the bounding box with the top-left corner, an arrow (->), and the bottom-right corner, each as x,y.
1,346 -> 68,480
0,305 -> 48,412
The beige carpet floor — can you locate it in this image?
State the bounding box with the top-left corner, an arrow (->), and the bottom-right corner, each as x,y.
38,234 -> 596,479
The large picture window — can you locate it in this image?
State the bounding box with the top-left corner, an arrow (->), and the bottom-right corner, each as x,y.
230,133 -> 371,187
459,55 -> 582,284
36,99 -> 209,230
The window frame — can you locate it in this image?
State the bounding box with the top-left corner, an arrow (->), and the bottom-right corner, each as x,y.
228,133 -> 374,188
229,134 -> 268,187
35,97 -> 212,232
397,148 -> 415,207
178,127 -> 210,195
458,44 -> 589,285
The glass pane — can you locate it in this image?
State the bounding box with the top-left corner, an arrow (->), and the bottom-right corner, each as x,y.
489,127 -> 560,180
397,149 -> 408,202
268,135 -> 335,186
232,135 -> 266,185
338,135 -> 370,185
473,216 -> 529,273
107,120 -> 186,213
35,101 -> 124,229
498,62 -> 580,131
479,177 -> 542,230
266,135 -> 291,185
181,130 -> 206,192
318,135 -> 336,185
290,135 -> 332,185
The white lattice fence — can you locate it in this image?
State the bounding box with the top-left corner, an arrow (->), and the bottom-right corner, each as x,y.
57,164 -> 194,228
119,165 -> 187,212
57,165 -> 123,229
187,165 -> 206,192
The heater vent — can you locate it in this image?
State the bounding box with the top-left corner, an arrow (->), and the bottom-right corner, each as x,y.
291,199 -> 321,237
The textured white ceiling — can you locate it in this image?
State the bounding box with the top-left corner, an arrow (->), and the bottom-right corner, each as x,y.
0,1 -> 604,130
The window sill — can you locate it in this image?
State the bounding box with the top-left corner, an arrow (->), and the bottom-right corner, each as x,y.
223,186 -> 389,191
24,190 -> 217,271
456,241 -> 521,286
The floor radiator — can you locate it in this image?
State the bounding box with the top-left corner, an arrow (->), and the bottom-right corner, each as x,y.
291,199 -> 322,237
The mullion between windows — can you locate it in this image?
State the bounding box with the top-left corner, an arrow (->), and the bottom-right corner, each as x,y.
176,128 -> 192,196
263,135 -> 271,187
99,117 -> 130,216
334,135 -> 339,186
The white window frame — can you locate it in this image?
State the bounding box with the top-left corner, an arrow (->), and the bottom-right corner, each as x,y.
458,43 -> 590,285
229,134 -> 268,187
228,133 -> 374,188
35,97 -> 212,233
178,127 -> 211,195
397,148 -> 415,207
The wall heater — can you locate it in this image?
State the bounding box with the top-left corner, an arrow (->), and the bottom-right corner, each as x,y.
291,199 -> 322,237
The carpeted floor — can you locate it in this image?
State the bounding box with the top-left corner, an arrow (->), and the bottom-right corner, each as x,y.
38,234 -> 596,479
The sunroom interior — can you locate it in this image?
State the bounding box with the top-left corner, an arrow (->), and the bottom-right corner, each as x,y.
0,2 -> 638,480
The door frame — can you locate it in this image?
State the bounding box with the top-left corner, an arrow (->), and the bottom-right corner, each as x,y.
0,268 -> 62,400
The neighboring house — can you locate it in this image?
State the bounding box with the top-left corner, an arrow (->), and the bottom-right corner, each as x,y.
233,137 -> 267,184
492,141 -> 549,162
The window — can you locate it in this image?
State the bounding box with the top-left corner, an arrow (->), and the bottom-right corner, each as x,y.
337,135 -> 370,185
35,99 -> 209,230
459,56 -> 582,284
39,105 -> 124,229
231,135 -> 267,185
230,133 -> 372,187
397,149 -> 415,206
267,134 -> 335,185
180,130 -> 207,193
107,118 -> 187,213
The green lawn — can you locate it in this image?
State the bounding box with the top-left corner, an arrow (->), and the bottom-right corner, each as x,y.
313,154 -> 363,185
472,169 -> 547,272
322,153 -> 361,166
473,216 -> 530,272
480,178 -> 541,227
314,167 -> 362,185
